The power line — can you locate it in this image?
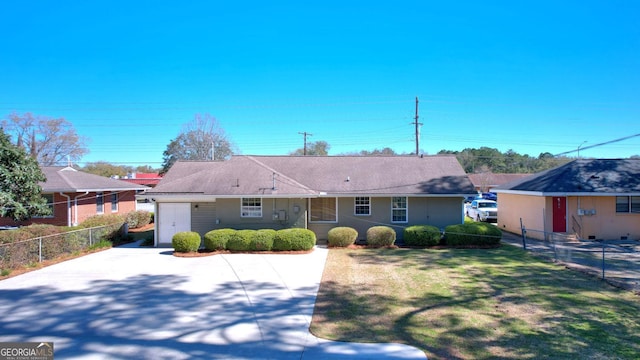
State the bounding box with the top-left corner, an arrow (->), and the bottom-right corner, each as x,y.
554,133 -> 640,157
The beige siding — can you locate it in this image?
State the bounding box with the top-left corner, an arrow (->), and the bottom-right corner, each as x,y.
497,193 -> 547,239
570,196 -> 640,240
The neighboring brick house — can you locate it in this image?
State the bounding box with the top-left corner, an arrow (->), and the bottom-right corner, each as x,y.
0,166 -> 149,227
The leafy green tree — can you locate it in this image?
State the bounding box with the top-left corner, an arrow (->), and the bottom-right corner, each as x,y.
83,161 -> 133,178
135,165 -> 159,173
290,140 -> 330,156
160,114 -> 234,174
0,128 -> 50,221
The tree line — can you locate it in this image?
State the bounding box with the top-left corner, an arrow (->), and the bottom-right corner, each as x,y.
437,148 -> 572,174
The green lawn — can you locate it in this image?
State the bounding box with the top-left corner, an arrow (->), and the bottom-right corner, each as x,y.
310,244 -> 640,360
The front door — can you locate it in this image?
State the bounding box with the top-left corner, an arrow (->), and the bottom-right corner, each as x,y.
552,197 -> 566,232
157,203 -> 191,246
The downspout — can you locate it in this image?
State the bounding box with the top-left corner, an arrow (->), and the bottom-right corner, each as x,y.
73,192 -> 90,226
60,193 -> 72,227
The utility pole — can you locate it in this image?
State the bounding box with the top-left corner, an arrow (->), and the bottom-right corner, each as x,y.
412,96 -> 423,156
298,131 -> 312,155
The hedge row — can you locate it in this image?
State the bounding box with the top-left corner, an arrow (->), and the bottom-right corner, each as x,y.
403,222 -> 502,247
326,223 -> 502,248
444,222 -> 502,246
200,228 -> 316,252
404,225 -> 441,246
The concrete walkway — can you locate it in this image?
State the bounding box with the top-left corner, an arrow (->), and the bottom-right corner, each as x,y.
0,244 -> 426,359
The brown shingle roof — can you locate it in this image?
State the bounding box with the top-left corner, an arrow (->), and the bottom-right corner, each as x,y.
467,173 -> 531,188
149,155 -> 476,197
40,167 -> 149,192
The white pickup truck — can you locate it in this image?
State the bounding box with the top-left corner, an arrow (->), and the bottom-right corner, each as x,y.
466,199 -> 498,222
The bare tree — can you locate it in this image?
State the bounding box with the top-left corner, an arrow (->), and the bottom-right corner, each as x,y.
2,112 -> 89,166
160,114 -> 234,174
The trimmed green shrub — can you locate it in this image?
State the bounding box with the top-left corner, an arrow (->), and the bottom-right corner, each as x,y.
328,227 -> 358,247
251,229 -> 276,251
444,222 -> 502,246
204,229 -> 236,251
126,210 -> 152,229
172,231 -> 201,252
366,226 -> 396,247
227,230 -> 254,251
273,228 -> 316,251
404,225 -> 441,247
79,214 -> 125,228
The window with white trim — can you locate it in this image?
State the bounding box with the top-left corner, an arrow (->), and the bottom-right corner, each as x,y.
241,197 -> 262,217
616,196 -> 640,213
96,192 -> 104,213
391,196 -> 408,222
354,196 -> 371,215
310,197 -> 337,222
111,192 -> 118,212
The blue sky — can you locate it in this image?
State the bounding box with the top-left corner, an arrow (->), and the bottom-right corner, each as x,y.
1,1 -> 639,167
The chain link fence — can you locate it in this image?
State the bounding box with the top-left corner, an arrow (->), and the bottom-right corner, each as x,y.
503,226 -> 640,293
0,223 -> 125,271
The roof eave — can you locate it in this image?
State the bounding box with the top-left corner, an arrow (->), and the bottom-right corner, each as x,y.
494,189 -> 640,197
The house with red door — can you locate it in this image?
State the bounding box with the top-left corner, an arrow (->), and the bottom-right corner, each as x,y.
0,166 -> 149,227
493,159 -> 640,241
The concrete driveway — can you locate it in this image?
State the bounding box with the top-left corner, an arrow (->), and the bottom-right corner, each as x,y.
0,244 -> 426,359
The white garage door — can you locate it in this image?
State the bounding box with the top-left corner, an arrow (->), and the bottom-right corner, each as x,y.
157,203 -> 191,246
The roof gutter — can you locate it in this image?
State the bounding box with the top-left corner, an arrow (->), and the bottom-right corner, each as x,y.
59,193 -> 72,227
73,192 -> 90,226
493,189 -> 640,197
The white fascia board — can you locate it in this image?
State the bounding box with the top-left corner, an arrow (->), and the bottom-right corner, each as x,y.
138,194 -> 218,202
322,193 -> 473,198
494,189 -> 640,197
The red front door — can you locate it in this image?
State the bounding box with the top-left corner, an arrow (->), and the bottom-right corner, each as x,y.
552,197 -> 566,232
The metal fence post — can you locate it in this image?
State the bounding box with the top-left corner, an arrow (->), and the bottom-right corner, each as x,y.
520,218 -> 527,250
39,237 -> 42,262
551,233 -> 558,261
89,228 -> 93,247
602,241 -> 605,279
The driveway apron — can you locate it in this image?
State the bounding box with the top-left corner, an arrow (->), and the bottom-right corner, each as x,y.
0,244 -> 426,359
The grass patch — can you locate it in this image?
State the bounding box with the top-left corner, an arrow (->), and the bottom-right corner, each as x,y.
310,244 -> 640,360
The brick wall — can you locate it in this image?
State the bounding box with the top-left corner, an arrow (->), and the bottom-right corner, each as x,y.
0,190 -> 139,227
